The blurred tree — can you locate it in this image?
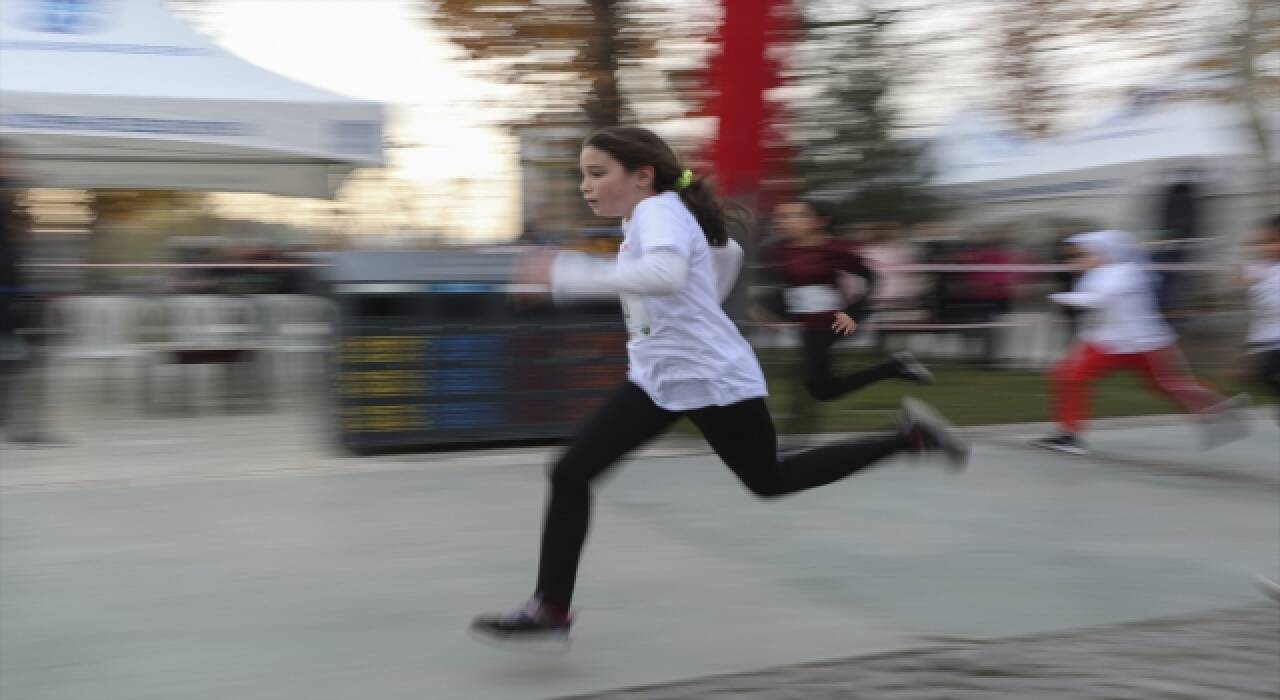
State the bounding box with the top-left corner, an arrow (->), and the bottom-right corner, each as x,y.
781,3 -> 946,224
420,0 -> 722,240
929,0 -> 1278,199
1231,0 -> 1280,202
1242,0 -> 1280,201
81,190 -> 212,289
423,0 -> 714,130
88,190 -> 208,224
982,0 -> 1195,136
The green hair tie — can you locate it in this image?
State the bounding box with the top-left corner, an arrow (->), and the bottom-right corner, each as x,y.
674,169 -> 694,192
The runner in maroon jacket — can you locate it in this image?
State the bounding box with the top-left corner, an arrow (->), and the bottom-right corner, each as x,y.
755,199 -> 934,436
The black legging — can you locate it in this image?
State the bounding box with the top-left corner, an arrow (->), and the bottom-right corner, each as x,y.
781,327 -> 901,436
535,380 -> 909,611
1256,348 -> 1280,422
0,309 -> 13,432
800,326 -> 900,401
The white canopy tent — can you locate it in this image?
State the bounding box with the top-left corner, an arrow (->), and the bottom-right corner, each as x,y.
929,95 -> 1278,255
0,0 -> 384,197
933,99 -> 1263,189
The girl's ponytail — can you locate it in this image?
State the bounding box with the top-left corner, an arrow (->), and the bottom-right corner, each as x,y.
676,175 -> 729,247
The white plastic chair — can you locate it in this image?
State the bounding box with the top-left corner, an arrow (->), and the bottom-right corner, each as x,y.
153,295 -> 268,412
257,294 -> 335,396
998,311 -> 1064,369
55,295 -> 146,402
166,295 -> 264,353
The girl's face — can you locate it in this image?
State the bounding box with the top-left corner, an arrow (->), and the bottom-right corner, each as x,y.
579,146 -> 655,219
1068,244 -> 1103,270
774,201 -> 827,240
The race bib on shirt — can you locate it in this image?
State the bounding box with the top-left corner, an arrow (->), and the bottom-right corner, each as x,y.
783,285 -> 844,314
621,294 -> 651,339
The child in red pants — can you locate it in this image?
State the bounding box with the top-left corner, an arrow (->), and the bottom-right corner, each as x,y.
1033,230 -> 1245,455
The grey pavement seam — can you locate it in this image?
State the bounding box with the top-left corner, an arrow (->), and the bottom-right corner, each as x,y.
981,436 -> 1280,491
554,605 -> 1280,699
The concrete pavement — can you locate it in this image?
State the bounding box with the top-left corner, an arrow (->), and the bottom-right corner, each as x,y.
2,401 -> 1277,699
571,605 -> 1280,699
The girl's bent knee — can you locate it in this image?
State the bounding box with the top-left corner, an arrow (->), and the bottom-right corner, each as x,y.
744,478 -> 787,499
805,381 -> 839,402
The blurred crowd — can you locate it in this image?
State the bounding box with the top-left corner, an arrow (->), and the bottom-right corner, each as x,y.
756,213 -> 1227,326
167,239 -> 321,296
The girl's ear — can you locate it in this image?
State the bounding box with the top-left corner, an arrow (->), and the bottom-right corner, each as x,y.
635,164 -> 655,190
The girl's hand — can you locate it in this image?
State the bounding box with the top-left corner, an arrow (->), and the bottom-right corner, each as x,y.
831,311 -> 857,336
509,246 -> 557,305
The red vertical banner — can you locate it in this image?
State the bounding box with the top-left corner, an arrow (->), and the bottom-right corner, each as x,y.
705,0 -> 790,198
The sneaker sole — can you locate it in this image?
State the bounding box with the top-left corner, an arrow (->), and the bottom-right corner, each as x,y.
1030,440 -> 1088,457
468,626 -> 571,654
901,398 -> 969,471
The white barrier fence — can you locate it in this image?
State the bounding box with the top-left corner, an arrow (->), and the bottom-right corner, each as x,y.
744,311 -> 1071,368
41,294 -> 335,412
11,260 -> 1242,411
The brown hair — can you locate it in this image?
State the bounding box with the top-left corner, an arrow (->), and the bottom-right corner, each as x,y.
584,127 -> 732,246
795,197 -> 838,232
1264,214 -> 1280,238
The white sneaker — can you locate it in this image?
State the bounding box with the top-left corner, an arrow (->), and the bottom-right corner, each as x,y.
898,398 -> 969,472
1199,394 -> 1250,449
1254,575 -> 1280,604
892,351 -> 935,385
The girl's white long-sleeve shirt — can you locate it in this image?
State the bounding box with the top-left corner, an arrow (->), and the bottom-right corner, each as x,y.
549,191 -> 767,411
1049,261 -> 1176,354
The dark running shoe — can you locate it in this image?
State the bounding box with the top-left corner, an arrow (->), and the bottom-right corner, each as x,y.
893,351 -> 935,385
898,398 -> 969,472
470,599 -> 571,651
6,432 -> 72,448
1030,432 -> 1087,456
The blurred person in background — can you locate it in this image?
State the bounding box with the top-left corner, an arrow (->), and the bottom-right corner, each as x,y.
1031,230 -> 1246,456
857,220 -> 924,313
1229,215 -> 1280,605
1149,238 -> 1194,318
1153,181 -> 1199,314
1240,215 -> 1280,424
1052,235 -> 1084,337
752,200 -> 933,439
471,127 -> 968,646
0,144 -> 63,446
0,144 -> 21,438
241,244 -> 309,295
951,227 -> 1024,365
212,243 -> 255,295
919,236 -> 964,326
1159,182 -> 1200,243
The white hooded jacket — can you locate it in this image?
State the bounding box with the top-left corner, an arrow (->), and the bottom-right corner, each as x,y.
1050,230 -> 1176,354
